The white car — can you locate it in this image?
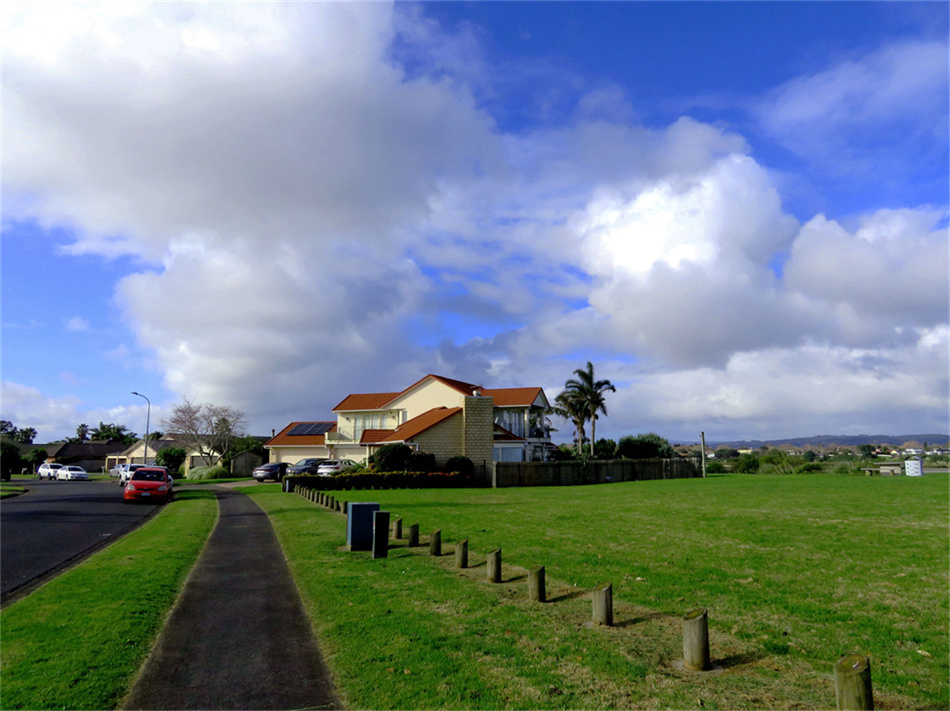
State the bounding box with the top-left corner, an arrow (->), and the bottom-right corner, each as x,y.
315,459 -> 356,476
37,462 -> 63,480
117,463 -> 149,485
57,465 -> 89,481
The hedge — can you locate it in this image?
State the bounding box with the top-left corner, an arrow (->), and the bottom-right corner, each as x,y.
286,470 -> 476,491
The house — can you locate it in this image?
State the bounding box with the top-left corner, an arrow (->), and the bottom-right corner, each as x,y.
46,441 -> 129,473
105,434 -> 221,473
266,374 -> 552,468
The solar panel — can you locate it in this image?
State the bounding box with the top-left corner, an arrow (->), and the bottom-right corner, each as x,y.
288,422 -> 334,436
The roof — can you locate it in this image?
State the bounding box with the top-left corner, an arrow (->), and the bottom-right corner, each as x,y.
359,429 -> 396,444
376,407 -> 462,444
333,374 -> 548,413
266,422 -> 337,448
493,424 -> 525,442
481,386 -> 547,408
333,392 -> 401,412
117,435 -> 191,457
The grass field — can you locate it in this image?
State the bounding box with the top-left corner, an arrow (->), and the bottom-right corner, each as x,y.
0,490 -> 217,710
249,473 -> 948,709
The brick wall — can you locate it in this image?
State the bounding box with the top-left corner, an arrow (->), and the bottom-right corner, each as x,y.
413,413 -> 464,468
462,395 -> 494,468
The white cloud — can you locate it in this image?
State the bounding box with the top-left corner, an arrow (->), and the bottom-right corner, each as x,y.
65,316 -> 89,332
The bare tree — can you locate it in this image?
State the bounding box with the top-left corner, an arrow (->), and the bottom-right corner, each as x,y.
161,400 -> 248,465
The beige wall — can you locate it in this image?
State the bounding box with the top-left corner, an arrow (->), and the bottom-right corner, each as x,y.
269,446 -> 330,464
412,413 -> 464,467
387,379 -> 464,420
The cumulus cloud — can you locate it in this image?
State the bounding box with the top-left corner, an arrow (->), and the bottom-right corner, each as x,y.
2,4 -> 947,441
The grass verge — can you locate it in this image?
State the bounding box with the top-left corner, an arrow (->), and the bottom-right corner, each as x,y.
0,489 -> 217,710
249,473 -> 948,709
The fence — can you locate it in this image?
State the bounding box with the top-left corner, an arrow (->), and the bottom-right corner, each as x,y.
491,458 -> 702,488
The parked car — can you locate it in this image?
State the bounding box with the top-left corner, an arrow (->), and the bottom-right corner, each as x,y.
315,459 -> 356,476
57,465 -> 89,481
37,462 -> 63,480
124,467 -> 173,504
288,458 -> 328,476
118,463 -> 149,485
252,462 -> 288,482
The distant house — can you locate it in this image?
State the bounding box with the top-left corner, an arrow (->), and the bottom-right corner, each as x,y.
106,435 -> 221,473
45,441 -> 129,473
266,374 -> 552,468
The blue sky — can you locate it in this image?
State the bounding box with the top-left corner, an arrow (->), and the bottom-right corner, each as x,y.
2,1 -> 948,445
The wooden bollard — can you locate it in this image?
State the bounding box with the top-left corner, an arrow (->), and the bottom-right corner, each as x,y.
318,492 -> 324,505
455,539 -> 468,568
342,501 -> 348,515
835,654 -> 874,710
592,582 -> 613,626
329,495 -> 336,509
682,608 -> 711,671
393,518 -> 403,540
336,499 -> 342,512
529,566 -> 546,602
429,529 -> 441,556
407,524 -> 419,547
487,548 -> 501,583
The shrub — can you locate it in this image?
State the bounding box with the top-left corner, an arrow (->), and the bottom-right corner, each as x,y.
370,443 -> 413,472
186,465 -> 230,481
593,439 -> 617,459
705,461 -> 727,473
617,433 -> 674,459
155,447 -> 187,477
445,455 -> 474,477
408,450 -> 436,473
734,453 -> 760,473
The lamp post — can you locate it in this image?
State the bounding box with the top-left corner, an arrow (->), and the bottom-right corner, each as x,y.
132,391 -> 151,465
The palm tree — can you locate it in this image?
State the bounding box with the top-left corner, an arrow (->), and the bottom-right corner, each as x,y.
563,361 -> 616,457
551,391 -> 587,452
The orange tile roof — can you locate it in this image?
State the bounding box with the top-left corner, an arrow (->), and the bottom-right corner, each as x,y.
377,407 -> 462,443
333,392 -> 401,411
493,423 -> 525,442
266,422 -> 336,447
360,429 -> 396,444
481,386 -> 545,407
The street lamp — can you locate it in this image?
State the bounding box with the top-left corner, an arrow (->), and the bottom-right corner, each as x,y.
132,391 -> 151,465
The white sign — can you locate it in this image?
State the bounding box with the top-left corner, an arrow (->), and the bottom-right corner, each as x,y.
905,458 -> 923,477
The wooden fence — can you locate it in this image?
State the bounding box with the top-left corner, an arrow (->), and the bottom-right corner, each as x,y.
490,458 -> 702,488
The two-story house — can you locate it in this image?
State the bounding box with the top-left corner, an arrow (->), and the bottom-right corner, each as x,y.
266,374 -> 552,468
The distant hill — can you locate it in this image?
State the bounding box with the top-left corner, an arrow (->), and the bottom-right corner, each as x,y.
705,434 -> 949,449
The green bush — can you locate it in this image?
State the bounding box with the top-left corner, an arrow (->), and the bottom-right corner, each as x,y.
734,453 -> 760,473
286,469 -> 476,491
370,443 -> 413,472
155,447 -> 186,477
445,455 -> 474,477
408,450 -> 436,473
705,461 -> 727,473
186,465 -> 230,481
617,433 -> 674,459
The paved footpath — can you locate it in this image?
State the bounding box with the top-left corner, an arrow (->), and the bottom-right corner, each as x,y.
123,487 -> 340,710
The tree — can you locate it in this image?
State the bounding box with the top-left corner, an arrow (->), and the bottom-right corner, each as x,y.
155,447 -> 187,476
1,441 -> 24,479
561,362 -> 616,457
858,444 -> 876,460
89,422 -> 137,444
76,423 -> 90,442
594,438 -> 617,460
26,448 -> 49,471
370,443 -> 413,472
617,433 -> 675,460
11,427 -> 37,444
161,400 -> 248,465
551,391 -> 587,453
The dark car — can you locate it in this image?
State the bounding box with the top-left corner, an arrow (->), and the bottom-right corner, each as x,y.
288,458 -> 327,476
252,462 -> 288,482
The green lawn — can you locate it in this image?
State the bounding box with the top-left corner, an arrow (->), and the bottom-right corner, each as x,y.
249,473 -> 948,709
0,490 -> 217,710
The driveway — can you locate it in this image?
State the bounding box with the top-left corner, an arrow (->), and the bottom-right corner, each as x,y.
0,479 -> 158,604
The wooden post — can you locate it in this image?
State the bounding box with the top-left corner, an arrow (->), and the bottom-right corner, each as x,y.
682,607 -> 711,671
592,582 -> 613,626
835,654 -> 874,710
700,431 -> 707,478
372,511 -> 390,559
342,501 -> 348,515
429,529 -> 441,556
529,566 -> 546,602
318,492 -> 324,505
407,524 -> 419,547
455,539 -> 468,568
392,518 -> 403,539
487,548 -> 501,583
336,499 -> 342,512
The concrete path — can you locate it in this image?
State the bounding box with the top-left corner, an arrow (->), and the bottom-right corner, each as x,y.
123,488 -> 340,710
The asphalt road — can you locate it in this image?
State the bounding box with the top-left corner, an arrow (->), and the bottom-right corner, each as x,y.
1,479 -> 158,604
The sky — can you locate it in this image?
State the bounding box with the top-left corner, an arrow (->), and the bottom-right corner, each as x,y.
2,1 -> 948,446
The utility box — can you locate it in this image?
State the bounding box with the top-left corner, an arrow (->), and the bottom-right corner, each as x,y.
905,457 -> 923,477
347,502 -> 380,551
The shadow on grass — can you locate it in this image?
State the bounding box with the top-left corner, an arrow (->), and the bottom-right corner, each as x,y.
614,611 -> 667,628
547,588 -> 588,603
715,650 -> 768,668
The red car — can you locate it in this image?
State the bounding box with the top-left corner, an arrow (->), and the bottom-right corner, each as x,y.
124,467 -> 174,504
